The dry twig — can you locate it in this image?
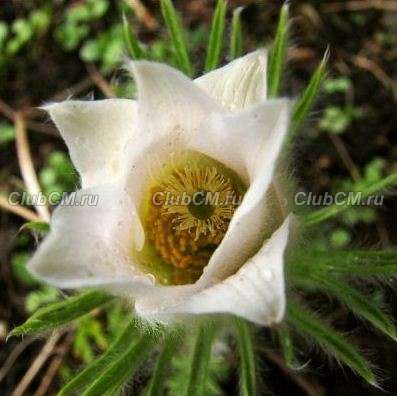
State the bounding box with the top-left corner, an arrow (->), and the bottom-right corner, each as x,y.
0,195 -> 41,222
11,332 -> 63,396
14,112 -> 50,222
86,64 -> 116,98
124,0 -> 159,31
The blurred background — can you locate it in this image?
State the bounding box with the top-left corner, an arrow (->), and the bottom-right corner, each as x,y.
0,0 -> 396,395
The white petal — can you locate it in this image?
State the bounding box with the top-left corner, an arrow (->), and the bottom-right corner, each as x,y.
28,185 -> 153,295
190,99 -> 291,284
44,99 -> 137,188
126,60 -> 223,139
195,50 -> 268,111
135,216 -> 291,326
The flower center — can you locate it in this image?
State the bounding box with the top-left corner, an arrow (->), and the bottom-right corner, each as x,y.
136,151 -> 246,285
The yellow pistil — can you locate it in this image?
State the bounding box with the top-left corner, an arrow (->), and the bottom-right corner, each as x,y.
137,151 -> 246,285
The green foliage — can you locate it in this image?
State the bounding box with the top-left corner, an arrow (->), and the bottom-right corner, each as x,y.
302,172 -> 397,226
80,327 -> 161,396
287,301 -> 377,386
230,7 -> 243,60
320,105 -> 362,134
290,49 -> 328,141
122,13 -> 145,60
234,318 -> 257,396
146,329 -> 183,396
267,4 -> 289,97
323,77 -> 351,94
161,0 -> 193,76
277,327 -> 297,369
25,286 -> 60,313
73,316 -> 108,364
0,122 -> 15,145
11,252 -> 38,287
39,151 -> 77,202
9,290 -> 113,337
205,0 -> 227,72
58,319 -> 142,395
315,275 -> 397,341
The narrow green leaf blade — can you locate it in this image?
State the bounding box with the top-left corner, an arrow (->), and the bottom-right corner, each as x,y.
234,317 -> 256,396
289,48 -> 329,140
267,4 -> 289,98
287,300 -> 377,386
302,172 -> 397,226
160,0 -> 193,76
316,275 -> 397,341
58,320 -> 140,395
82,327 -> 161,396
10,290 -> 113,337
229,7 -> 243,60
122,13 -> 145,59
146,329 -> 183,396
184,324 -> 217,396
277,327 -> 296,369
205,0 -> 227,72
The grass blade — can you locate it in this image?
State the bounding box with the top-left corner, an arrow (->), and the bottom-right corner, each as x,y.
277,327 -> 296,369
267,3 -> 289,98
229,7 -> 243,60
146,329 -> 183,396
10,290 -> 113,337
289,48 -> 329,141
122,13 -> 145,59
234,317 -> 256,396
287,250 -> 397,284
302,172 -> 397,227
184,324 -> 217,396
287,300 -> 377,386
315,275 -> 397,342
160,0 -> 193,76
58,319 -> 141,395
82,327 -> 161,396
205,0 -> 227,72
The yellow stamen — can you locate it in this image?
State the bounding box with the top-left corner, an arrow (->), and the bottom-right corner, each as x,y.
136,151 -> 246,285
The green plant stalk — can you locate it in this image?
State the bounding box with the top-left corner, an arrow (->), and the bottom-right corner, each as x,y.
234,317 -> 256,396
160,0 -> 193,76
277,326 -> 296,369
9,290 -> 113,337
267,3 -> 289,97
287,300 -> 377,386
58,320 -> 140,395
205,0 -> 227,72
122,13 -> 145,59
315,274 -> 397,341
302,172 -> 397,226
146,329 -> 183,396
82,328 -> 160,396
230,7 -> 243,60
289,48 -> 329,141
184,323 -> 216,396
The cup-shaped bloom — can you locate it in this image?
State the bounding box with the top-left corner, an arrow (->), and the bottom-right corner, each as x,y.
28,50 -> 293,326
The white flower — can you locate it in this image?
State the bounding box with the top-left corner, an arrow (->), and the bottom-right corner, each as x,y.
28,50 -> 293,326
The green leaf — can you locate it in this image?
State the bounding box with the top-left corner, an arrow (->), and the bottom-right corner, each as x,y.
160,0 -> 192,76
184,324 -> 217,396
267,4 -> 289,98
287,250 -> 397,281
315,275 -> 397,341
81,327 -> 160,396
229,7 -> 243,60
277,327 -> 296,369
205,0 -> 227,72
287,300 -> 377,386
234,317 -> 256,396
122,13 -> 145,59
20,221 -> 50,236
289,48 -> 328,140
9,290 -> 113,337
302,172 -> 397,226
146,329 -> 183,396
58,319 -> 142,395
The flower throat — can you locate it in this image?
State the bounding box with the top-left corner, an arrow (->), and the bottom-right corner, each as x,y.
137,152 -> 246,285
